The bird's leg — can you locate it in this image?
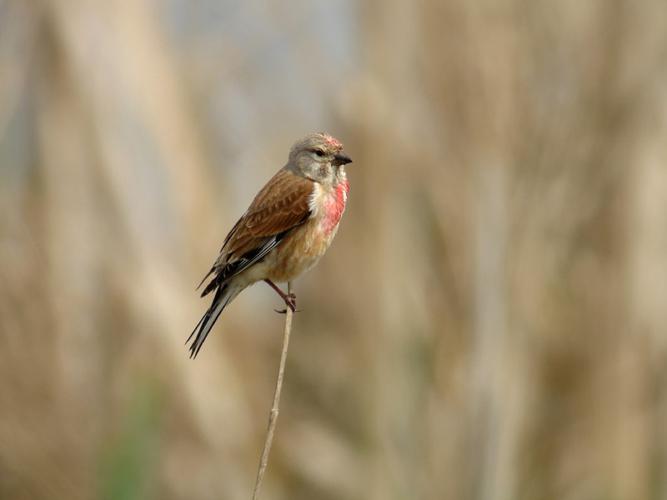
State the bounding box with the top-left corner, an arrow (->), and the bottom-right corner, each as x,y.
263,279 -> 297,313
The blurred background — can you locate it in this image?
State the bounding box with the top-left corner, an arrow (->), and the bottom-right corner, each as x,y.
1,1 -> 667,499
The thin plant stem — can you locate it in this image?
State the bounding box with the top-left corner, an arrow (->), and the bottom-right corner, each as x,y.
251,281 -> 294,500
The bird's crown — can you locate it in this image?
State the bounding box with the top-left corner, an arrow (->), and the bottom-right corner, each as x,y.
290,132 -> 344,157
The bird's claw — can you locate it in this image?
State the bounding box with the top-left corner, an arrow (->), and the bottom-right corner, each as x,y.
274,308 -> 302,314
274,293 -> 297,314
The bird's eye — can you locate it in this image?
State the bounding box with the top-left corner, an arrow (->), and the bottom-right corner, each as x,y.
313,149 -> 325,157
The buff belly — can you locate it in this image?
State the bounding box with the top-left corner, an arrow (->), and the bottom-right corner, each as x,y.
265,218 -> 340,282
230,218 -> 339,289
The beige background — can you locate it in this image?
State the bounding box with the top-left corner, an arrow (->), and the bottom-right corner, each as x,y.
1,1 -> 667,499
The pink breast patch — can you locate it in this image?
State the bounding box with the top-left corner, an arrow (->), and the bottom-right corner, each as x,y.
322,180 -> 349,234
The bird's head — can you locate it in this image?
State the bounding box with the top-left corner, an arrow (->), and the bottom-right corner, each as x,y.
287,132 -> 352,185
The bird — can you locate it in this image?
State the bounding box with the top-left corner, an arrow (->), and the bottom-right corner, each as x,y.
187,132 -> 353,358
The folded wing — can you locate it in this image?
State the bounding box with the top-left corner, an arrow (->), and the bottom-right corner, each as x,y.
199,168 -> 313,296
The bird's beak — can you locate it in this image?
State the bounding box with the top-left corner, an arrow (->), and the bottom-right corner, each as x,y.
333,153 -> 352,166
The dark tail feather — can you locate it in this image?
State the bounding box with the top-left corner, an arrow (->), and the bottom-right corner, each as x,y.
187,283 -> 239,358
196,267 -> 215,291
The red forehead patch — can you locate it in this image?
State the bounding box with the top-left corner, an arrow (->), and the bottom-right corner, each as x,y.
322,134 -> 343,149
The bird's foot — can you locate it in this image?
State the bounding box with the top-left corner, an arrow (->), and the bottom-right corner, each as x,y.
274,293 -> 298,314
264,279 -> 299,314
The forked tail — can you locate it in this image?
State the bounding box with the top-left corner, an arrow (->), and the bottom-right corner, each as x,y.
187,283 -> 241,358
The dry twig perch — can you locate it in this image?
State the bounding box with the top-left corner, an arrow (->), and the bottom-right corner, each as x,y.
252,281 -> 294,500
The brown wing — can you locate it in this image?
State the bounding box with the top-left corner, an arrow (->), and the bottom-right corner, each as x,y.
199,168 -> 313,296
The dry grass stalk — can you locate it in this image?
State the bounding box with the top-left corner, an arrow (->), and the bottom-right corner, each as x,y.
252,281 -> 294,500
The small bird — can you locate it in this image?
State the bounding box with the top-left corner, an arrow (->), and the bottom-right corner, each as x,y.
187,133 -> 352,358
